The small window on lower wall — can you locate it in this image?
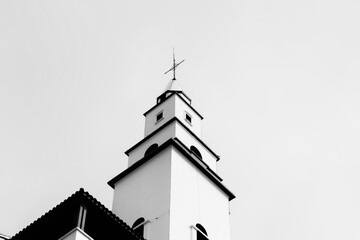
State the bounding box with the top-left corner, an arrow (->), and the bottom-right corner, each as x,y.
132,217 -> 145,237
156,111 -> 163,122
185,112 -> 192,124
196,224 -> 208,240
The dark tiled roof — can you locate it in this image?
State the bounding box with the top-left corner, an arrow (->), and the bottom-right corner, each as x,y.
11,188 -> 144,240
0,233 -> 10,240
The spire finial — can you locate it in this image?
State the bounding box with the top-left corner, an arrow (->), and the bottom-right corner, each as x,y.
164,48 -> 185,80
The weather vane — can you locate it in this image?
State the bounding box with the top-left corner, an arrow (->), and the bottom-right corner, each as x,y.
164,48 -> 185,80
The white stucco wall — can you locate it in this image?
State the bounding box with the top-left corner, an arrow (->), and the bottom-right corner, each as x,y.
174,121 -> 217,171
112,148 -> 172,240
145,96 -> 176,137
144,94 -> 202,138
173,95 -> 202,137
116,91 -> 229,240
169,147 -> 231,240
128,123 -> 176,166
128,120 -> 217,171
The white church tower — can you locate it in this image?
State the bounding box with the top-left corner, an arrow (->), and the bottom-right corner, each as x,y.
108,59 -> 235,240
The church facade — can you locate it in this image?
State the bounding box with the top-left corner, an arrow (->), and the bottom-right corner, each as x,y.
8,71 -> 235,240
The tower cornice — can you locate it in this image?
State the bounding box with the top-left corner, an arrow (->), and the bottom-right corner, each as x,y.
143,92 -> 203,120
108,138 -> 235,201
125,117 -> 220,162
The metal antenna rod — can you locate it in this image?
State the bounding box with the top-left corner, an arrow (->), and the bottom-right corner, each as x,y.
164,48 -> 185,80
173,48 -> 176,79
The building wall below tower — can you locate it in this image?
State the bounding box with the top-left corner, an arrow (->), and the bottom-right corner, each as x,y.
112,148 -> 172,240
169,146 -> 231,240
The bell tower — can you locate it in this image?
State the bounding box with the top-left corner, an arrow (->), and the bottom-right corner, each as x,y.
108,62 -> 235,240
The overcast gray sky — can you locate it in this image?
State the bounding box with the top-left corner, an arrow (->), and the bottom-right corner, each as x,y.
1,1 -> 360,239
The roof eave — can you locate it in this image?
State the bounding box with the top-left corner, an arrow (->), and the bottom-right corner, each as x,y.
109,138 -> 235,201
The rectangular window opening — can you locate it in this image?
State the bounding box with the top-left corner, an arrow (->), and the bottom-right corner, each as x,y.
156,111 -> 163,122
185,113 -> 192,124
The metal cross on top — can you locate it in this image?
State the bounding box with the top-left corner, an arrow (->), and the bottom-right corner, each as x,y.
164,49 -> 185,80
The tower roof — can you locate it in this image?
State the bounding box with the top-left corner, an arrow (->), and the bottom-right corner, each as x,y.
157,78 -> 191,105
163,78 -> 182,92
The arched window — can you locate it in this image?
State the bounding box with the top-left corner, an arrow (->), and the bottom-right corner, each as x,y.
196,223 -> 207,240
190,146 -> 202,160
144,143 -> 158,157
132,217 -> 145,236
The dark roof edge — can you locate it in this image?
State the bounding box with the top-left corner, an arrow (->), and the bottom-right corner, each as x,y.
157,90 -> 192,104
172,137 -> 222,182
11,189 -> 85,239
143,92 -> 203,119
125,117 -> 220,162
109,138 -> 235,201
176,118 -> 220,161
11,188 -> 144,240
80,189 -> 144,240
125,117 -> 176,155
0,233 -> 10,239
